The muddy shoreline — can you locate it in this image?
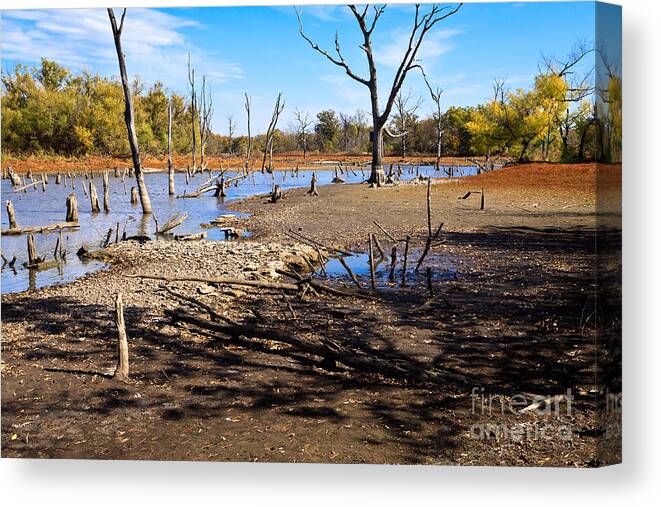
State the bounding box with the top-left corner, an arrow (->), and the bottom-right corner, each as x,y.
1,164 -> 621,465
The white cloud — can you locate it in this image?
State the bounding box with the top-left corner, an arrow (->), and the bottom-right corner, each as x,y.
374,28 -> 462,69
1,8 -> 243,91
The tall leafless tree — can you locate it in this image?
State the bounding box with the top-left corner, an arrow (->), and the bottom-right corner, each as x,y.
108,8 -> 152,214
390,89 -> 423,157
297,3 -> 462,186
227,115 -> 236,155
293,108 -> 312,159
198,75 -> 213,170
187,54 -> 197,174
420,67 -> 444,171
261,93 -> 285,173
167,97 -> 175,195
244,93 -> 252,172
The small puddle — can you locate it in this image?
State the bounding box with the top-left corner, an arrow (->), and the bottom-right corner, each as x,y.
319,251 -> 458,288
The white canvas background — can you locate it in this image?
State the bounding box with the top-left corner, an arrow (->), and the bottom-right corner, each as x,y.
0,0 -> 658,505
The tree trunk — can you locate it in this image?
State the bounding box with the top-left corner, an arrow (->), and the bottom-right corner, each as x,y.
102,171 -> 110,212
113,292 -> 130,382
89,182 -> 100,213
168,100 -> 175,195
108,9 -> 152,214
66,193 -> 78,222
368,126 -> 385,187
6,200 -> 18,229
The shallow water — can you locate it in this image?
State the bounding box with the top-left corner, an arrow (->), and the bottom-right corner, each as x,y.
1,164 -> 476,294
320,251 -> 458,288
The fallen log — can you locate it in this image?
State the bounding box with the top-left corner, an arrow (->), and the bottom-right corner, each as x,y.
154,211 -> 189,234
2,222 -> 81,235
127,273 -> 300,292
174,232 -> 207,241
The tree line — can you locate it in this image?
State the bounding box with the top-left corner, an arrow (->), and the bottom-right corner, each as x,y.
2,50 -> 621,165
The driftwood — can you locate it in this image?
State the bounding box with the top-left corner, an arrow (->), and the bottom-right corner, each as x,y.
113,292 -> 130,382
174,232 -> 207,241
154,211 -> 188,234
2,222 -> 80,235
127,273 -> 300,292
13,181 -> 40,193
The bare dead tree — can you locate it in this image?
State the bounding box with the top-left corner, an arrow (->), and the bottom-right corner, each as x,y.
227,115 -> 236,155
187,54 -> 198,174
390,88 -> 423,158
261,93 -> 285,173
244,93 -> 252,173
107,8 -> 152,214
420,67 -> 444,171
297,3 -> 462,187
198,75 -> 213,170
167,97 -> 175,195
293,108 -> 312,159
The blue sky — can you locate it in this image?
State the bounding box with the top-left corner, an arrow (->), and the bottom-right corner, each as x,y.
1,2 -> 598,134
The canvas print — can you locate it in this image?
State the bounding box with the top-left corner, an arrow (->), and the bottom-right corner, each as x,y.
0,2 -> 621,466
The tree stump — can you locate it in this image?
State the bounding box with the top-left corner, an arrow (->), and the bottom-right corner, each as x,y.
66,193 -> 78,223
103,171 -> 110,212
89,182 -> 100,212
6,200 -> 18,229
130,186 -> 139,205
55,174 -> 61,184
113,292 -> 130,382
270,184 -> 282,203
307,172 -> 319,196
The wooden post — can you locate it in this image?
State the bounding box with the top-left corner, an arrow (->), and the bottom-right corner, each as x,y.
27,234 -> 37,266
388,246 -> 397,280
130,186 -> 138,205
65,193 -> 78,223
368,233 -> 376,290
41,174 -> 47,192
103,171 -> 110,212
113,292 -> 130,382
89,182 -> 100,212
480,188 -> 485,210
6,200 -> 18,229
401,235 -> 410,287
56,173 -> 61,184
